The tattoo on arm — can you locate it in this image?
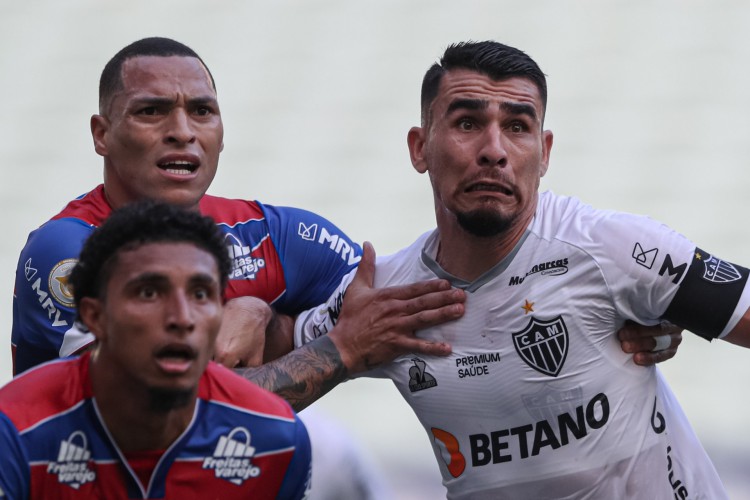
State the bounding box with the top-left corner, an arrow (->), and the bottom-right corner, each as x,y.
237,336 -> 348,412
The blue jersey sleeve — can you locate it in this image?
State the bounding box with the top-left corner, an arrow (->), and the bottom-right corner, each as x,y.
11,218 -> 94,375
0,413 -> 30,500
276,415 -> 312,500
259,204 -> 361,314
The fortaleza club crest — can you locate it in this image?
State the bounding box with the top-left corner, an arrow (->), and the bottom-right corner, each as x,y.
512,316 -> 569,377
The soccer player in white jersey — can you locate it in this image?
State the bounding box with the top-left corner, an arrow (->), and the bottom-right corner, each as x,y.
294,41 -> 750,499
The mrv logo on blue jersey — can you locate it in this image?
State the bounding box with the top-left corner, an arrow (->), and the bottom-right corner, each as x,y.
298,222 -> 360,265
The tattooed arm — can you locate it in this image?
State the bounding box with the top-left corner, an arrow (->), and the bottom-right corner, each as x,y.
238,336 -> 346,411
237,242 -> 466,411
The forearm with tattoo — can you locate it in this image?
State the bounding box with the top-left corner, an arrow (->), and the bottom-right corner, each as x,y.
236,336 -> 348,412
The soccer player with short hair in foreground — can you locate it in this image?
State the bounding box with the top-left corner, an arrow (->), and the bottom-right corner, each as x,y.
0,201 -> 312,499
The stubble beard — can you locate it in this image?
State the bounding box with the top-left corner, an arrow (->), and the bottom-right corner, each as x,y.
147,386 -> 194,413
455,209 -> 516,238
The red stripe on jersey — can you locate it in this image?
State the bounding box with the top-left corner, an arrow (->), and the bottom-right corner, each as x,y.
123,449 -> 165,492
199,363 -> 296,420
51,185 -> 111,226
0,356 -> 92,432
199,195 -> 264,226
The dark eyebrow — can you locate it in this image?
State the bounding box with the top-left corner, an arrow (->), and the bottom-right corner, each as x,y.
130,97 -> 174,108
126,272 -> 218,289
446,98 -> 488,116
188,96 -> 219,107
188,273 -> 220,288
126,272 -> 169,288
501,101 -> 538,121
130,95 -> 219,108
445,98 -> 539,123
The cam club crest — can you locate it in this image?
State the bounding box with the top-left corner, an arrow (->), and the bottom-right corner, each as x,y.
512,315 -> 569,377
701,253 -> 741,283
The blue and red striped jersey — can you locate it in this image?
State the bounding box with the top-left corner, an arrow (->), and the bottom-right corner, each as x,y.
11,185 -> 361,375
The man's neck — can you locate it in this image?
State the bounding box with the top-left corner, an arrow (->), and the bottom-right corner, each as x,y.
90,355 -> 196,452
435,212 -> 532,283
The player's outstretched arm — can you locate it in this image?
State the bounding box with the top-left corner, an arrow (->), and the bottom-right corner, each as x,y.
618,321 -> 683,366
238,242 -> 465,411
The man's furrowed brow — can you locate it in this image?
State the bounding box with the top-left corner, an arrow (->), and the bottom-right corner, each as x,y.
130,95 -> 218,106
501,101 -> 538,121
446,98 -> 488,116
129,96 -> 175,108
189,95 -> 219,106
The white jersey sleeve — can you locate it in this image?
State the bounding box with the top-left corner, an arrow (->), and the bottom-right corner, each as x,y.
293,269 -> 356,349
548,193 -> 750,339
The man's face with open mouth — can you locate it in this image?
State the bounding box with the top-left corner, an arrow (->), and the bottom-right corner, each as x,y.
88,241 -> 223,397
93,55 -> 224,211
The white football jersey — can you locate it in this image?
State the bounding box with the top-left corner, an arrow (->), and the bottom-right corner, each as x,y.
296,191 -> 750,499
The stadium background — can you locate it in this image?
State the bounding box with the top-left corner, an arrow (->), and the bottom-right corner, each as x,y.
2,1 -> 749,497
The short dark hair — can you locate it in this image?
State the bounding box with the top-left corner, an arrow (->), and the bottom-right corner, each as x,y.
69,200 -> 231,309
420,41 -> 547,126
98,37 -> 216,114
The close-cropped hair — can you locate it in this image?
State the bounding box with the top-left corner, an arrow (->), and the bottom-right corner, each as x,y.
69,200 -> 231,309
98,36 -> 216,114
420,40 -> 548,126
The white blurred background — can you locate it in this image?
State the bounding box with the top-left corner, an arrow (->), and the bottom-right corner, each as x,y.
2,1 -> 749,498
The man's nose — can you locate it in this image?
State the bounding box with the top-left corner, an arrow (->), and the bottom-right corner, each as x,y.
165,109 -> 196,145
477,125 -> 508,167
166,291 -> 195,334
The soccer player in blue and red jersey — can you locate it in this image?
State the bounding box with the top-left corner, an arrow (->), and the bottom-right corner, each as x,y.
1,201 -> 313,499
11,37 -> 366,376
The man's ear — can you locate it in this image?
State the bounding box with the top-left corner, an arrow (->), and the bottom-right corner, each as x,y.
407,126 -> 428,174
90,114 -> 110,157
78,297 -> 106,342
539,130 -> 554,178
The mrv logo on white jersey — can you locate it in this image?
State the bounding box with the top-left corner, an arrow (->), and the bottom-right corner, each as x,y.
202,427 -> 261,485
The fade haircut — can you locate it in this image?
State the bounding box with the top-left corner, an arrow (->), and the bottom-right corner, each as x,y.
98,36 -> 216,114
69,200 -> 231,311
420,41 -> 547,127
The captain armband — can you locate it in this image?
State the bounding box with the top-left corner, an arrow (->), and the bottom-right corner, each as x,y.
663,247 -> 750,340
